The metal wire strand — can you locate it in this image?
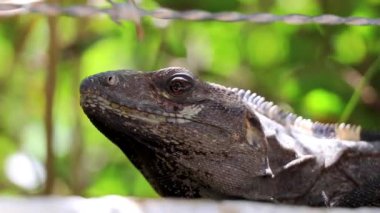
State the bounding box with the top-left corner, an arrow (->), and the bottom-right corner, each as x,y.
1,1 -> 380,26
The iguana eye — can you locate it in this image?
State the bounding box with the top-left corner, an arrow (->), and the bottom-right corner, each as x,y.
167,74 -> 194,96
106,75 -> 118,86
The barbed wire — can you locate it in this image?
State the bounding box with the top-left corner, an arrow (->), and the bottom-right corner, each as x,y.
1,1 -> 380,26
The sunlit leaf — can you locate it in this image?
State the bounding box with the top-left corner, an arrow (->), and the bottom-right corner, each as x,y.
333,30 -> 367,64
81,35 -> 134,77
207,23 -> 242,76
246,28 -> 289,68
301,89 -> 343,119
274,0 -> 321,15
85,164 -> 132,196
0,28 -> 14,76
132,176 -> 158,197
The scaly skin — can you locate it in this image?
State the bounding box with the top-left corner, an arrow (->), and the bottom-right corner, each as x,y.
80,67 -> 380,207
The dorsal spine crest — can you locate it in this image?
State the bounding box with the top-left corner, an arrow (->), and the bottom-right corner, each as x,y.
228,87 -> 362,141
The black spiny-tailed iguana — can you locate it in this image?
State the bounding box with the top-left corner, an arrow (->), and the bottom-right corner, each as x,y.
80,67 -> 380,207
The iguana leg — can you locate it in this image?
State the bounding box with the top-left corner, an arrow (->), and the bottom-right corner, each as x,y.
272,155 -> 315,175
332,176 -> 380,207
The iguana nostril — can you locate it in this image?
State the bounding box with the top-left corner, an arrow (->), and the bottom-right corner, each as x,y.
79,76 -> 94,93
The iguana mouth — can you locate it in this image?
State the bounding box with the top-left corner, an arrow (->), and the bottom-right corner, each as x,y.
81,93 -> 201,124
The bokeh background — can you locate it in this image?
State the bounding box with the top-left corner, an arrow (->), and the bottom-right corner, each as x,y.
0,0 -> 379,197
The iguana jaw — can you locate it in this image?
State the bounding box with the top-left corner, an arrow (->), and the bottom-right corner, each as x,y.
81,92 -> 205,125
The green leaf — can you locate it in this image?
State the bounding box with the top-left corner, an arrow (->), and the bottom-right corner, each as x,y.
301,89 -> 343,119
333,30 -> 367,64
246,28 -> 289,68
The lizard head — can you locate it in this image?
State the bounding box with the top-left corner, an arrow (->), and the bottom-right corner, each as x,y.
80,67 -> 271,198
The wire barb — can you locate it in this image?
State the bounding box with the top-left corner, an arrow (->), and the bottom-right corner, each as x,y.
106,0 -> 144,39
1,1 -> 380,26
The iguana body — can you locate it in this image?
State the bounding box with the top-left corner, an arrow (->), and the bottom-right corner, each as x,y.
80,67 -> 380,207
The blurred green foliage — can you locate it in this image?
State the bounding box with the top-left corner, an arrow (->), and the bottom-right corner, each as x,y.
0,0 -> 379,197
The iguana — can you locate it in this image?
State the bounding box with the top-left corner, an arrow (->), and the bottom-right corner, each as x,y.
80,67 -> 380,207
